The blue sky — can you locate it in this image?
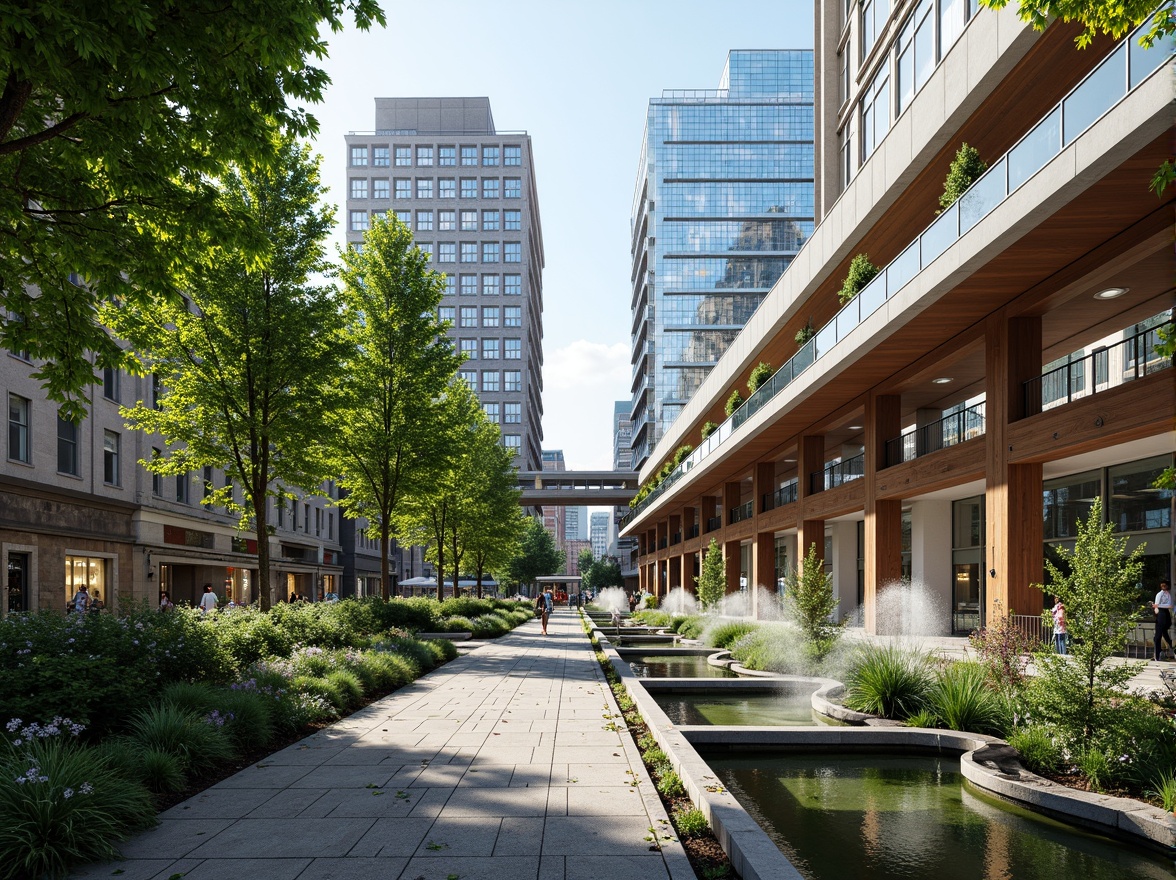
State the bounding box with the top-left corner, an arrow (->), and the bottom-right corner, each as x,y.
310,0 -> 815,470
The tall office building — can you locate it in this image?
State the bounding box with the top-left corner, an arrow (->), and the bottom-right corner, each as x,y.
629,51 -> 815,469
564,506 -> 587,542
630,49 -> 813,468
590,512 -> 610,560
345,98 -> 545,470
540,449 -> 566,550
613,400 -> 634,471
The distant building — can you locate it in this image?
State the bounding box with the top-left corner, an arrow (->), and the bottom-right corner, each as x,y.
541,449 -> 566,554
565,506 -> 587,542
565,540 -> 592,576
590,512 -> 609,560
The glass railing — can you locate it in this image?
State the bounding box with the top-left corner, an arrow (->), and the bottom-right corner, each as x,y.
1025,324 -> 1172,413
885,403 -> 987,467
763,479 -> 799,512
729,500 -> 754,524
621,18 -> 1171,529
813,453 -> 865,493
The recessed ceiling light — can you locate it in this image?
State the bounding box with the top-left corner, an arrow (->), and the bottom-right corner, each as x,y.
848,425 -> 862,430
784,458 -> 796,463
932,377 -> 953,385
1094,286 -> 1129,300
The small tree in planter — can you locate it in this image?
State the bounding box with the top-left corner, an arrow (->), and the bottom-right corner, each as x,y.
939,143 -> 987,212
838,254 -> 879,304
700,420 -> 718,441
725,389 -> 744,416
782,543 -> 843,659
794,318 -> 815,346
747,361 -> 774,394
696,538 -> 726,612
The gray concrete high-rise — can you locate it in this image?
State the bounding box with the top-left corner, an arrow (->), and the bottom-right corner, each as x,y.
345,98 -> 545,470
629,51 -> 814,469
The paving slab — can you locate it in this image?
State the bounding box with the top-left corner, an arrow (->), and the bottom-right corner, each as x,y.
71,609 -> 691,880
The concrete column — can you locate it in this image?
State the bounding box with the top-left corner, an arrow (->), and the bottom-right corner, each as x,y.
985,315 -> 1043,623
911,499 -> 952,626
831,520 -> 859,623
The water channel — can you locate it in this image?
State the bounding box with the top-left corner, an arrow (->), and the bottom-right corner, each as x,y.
626,652 -> 737,679
654,689 -> 843,726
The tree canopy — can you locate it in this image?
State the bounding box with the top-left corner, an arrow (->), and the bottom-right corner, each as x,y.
695,538 -> 726,611
978,0 -> 1173,48
112,135 -> 338,609
507,518 -> 563,590
0,0 -> 384,419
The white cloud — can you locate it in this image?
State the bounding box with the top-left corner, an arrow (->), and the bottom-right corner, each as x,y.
544,339 -> 630,391
541,339 -> 631,471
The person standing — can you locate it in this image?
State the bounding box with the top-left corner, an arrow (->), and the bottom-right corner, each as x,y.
541,588 -> 554,636
1151,578 -> 1173,662
1050,596 -> 1067,655
199,584 -> 219,615
159,591 -> 174,612
71,584 -> 90,614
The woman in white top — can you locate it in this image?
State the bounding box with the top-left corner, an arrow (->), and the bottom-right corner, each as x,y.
1152,578 -> 1173,662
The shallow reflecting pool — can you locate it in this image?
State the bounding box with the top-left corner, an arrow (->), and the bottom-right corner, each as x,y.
654,689 -> 838,726
707,753 -> 1173,879
627,654 -> 737,679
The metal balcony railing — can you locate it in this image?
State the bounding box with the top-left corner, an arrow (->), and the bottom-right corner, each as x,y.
886,403 -> 986,467
762,479 -> 799,512
729,501 -> 754,524
706,515 -> 723,532
811,453 -> 864,493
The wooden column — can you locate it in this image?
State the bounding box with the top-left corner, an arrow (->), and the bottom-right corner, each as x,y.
724,540 -> 742,595
752,532 -> 776,618
723,481 -> 741,526
985,315 -> 1043,622
668,555 -> 681,592
864,393 -> 902,633
796,434 -> 826,576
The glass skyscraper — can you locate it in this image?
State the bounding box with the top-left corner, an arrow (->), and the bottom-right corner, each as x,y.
629,50 -> 814,469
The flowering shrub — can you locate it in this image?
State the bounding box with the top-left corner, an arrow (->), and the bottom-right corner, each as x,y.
0,718 -> 155,880
968,614 -> 1036,690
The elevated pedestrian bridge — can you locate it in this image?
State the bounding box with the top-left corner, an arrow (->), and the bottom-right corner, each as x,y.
516,470 -> 638,506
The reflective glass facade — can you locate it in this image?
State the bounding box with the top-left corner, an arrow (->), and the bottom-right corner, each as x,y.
630,50 -> 815,468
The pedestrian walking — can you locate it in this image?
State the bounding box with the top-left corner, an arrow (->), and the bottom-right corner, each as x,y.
1050,595 -> 1067,655
199,584 -> 219,615
1152,578 -> 1173,662
541,588 -> 553,636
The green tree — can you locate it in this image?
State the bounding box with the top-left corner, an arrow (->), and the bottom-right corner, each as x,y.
0,0 -> 384,419
838,254 -> 879,304
113,136 -> 338,610
1026,498 -> 1146,747
979,0 -> 1173,48
747,361 -> 774,394
507,518 -> 563,593
578,547 -> 596,580
587,559 -> 624,592
724,389 -> 744,417
701,421 -> 718,441
457,426 -> 526,598
939,143 -> 987,212
695,538 -> 726,612
783,544 -> 843,658
328,216 -> 462,599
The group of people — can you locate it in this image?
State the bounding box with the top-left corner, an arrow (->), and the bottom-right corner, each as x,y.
67,585 -> 104,614
1049,577 -> 1173,661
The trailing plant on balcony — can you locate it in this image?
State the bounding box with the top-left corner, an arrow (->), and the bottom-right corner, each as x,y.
700,420 -> 718,441
724,389 -> 744,416
939,143 -> 987,212
794,317 -> 815,345
747,361 -> 774,393
838,254 -> 879,304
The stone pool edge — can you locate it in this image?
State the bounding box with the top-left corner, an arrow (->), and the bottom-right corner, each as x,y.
601,635 -> 1176,878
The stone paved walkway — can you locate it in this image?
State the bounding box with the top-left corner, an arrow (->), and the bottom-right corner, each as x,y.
75,609 -> 693,880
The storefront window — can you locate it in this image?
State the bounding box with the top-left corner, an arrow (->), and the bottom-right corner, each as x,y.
951,496 -> 984,633
6,552 -> 28,615
64,556 -> 107,612
1108,456 -> 1172,533
1043,470 -> 1101,540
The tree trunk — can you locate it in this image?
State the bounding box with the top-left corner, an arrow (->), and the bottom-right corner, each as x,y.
380,521 -> 391,601
256,502 -> 272,610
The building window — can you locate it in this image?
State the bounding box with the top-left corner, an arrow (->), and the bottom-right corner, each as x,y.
304,502 -> 310,533
482,275 -> 500,296
460,178 -> 478,199
482,210 -> 500,231
102,366 -> 119,401
439,146 -> 456,166
504,370 -> 522,392
504,274 -> 522,296
176,473 -> 190,504
416,210 -> 434,231
861,62 -> 890,161
482,242 -> 500,262
416,179 -> 433,199
439,178 -> 456,198
504,338 -> 521,359
461,145 -> 478,166
482,306 -> 500,327
395,210 -> 412,225
460,307 -> 478,328
372,146 -> 390,167
151,448 -> 162,496
482,371 -> 500,392
483,402 -> 500,423
460,339 -> 478,360
372,179 -> 390,199
459,369 -> 478,387
394,146 -> 412,166
460,210 -> 478,231
504,145 -> 522,166
350,178 -> 369,199
202,464 -> 214,500
439,306 -> 455,323
861,0 -> 890,60
504,178 -> 521,198
896,0 -> 934,116
482,179 -> 500,199
459,274 -> 478,296
64,556 -> 107,611
504,434 -> 521,453
349,211 -> 369,232
416,242 -> 432,260
504,306 -> 522,327
57,415 -> 78,475
504,402 -> 521,423
350,146 -> 368,166
315,507 -> 322,537
460,243 -> 478,264
482,146 -> 500,166
394,179 -> 411,199
8,394 -> 29,463
482,338 -> 500,359
504,242 -> 521,262
438,242 -> 456,263
103,430 -> 120,486
416,146 -> 434,166
438,210 -> 456,230
504,210 -> 521,230
328,511 -> 334,540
